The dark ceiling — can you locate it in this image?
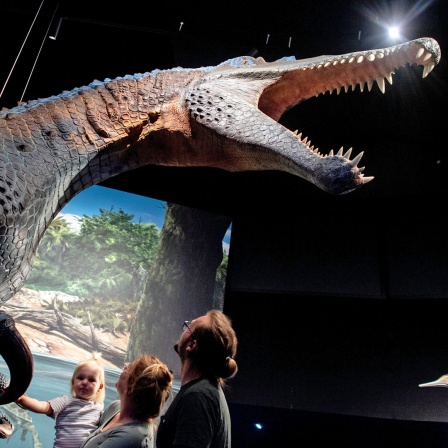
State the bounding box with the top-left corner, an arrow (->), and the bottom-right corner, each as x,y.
0,0 -> 446,215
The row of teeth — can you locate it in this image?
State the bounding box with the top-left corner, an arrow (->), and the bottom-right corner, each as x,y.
309,45 -> 436,95
290,43 -> 436,178
280,43 -> 438,187
293,131 -> 374,181
293,131 -> 361,163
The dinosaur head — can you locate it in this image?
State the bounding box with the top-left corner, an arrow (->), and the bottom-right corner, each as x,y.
185,37 -> 440,194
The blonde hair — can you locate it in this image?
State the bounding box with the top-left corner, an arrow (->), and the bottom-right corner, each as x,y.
126,354 -> 173,422
70,352 -> 106,404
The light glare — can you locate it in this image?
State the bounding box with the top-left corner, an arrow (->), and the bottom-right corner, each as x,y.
388,26 -> 400,39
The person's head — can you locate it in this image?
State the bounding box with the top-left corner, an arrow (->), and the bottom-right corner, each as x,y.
117,354 -> 173,422
70,352 -> 105,404
175,309 -> 238,386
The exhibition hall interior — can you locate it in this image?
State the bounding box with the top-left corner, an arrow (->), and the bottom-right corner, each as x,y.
0,1 -> 447,446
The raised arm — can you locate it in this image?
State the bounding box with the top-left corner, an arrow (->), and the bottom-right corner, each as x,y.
15,394 -> 53,416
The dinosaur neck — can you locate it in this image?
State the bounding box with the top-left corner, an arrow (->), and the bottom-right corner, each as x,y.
1,69 -> 200,199
0,69 -> 198,303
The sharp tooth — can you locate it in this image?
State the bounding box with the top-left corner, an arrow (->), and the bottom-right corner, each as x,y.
376,77 -> 385,93
367,80 -> 373,91
386,73 -> 393,85
423,52 -> 432,62
333,61 -> 338,66
362,176 -> 374,184
359,81 -> 365,92
416,47 -> 425,59
348,57 -> 355,63
350,151 -> 364,167
324,62 -> 331,67
357,55 -> 364,63
344,85 -> 349,93
423,63 -> 435,78
343,147 -> 353,158
340,59 -> 346,64
367,54 -> 375,61
303,137 -> 308,144
298,132 -> 303,139
351,84 -> 356,91
336,87 -> 341,95
359,166 -> 365,173
337,147 -> 344,156
293,130 -> 298,135
329,149 -> 334,156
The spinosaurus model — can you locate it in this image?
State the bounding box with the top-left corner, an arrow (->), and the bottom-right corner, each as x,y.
0,37 -> 441,404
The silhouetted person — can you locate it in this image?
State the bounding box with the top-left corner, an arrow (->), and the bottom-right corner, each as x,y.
156,310 -> 238,448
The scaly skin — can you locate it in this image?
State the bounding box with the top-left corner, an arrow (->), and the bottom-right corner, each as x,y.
0,37 -> 441,308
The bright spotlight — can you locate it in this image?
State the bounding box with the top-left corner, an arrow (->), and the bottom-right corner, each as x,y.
388,26 -> 401,39
254,423 -> 263,430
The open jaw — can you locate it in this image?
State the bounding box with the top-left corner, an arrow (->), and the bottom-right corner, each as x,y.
254,37 -> 440,194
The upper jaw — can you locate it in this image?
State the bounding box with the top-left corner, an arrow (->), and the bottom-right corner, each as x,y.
257,37 -> 440,121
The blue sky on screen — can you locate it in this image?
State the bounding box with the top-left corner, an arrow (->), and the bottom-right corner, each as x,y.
59,185 -> 231,249
60,185 -> 167,228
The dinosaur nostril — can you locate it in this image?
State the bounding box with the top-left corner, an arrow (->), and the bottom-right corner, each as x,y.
17,144 -> 33,153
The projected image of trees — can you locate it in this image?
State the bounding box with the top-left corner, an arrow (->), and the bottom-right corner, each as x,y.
25,208 -> 159,334
4,196 -> 231,372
